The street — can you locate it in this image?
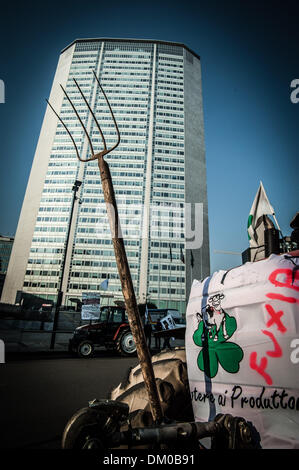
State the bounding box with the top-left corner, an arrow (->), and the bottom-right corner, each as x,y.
0,351 -> 137,449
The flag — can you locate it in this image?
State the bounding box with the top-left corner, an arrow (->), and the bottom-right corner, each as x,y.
191,250 -> 194,268
145,304 -> 149,323
247,182 -> 275,248
180,247 -> 185,264
169,244 -> 173,262
100,279 -> 109,290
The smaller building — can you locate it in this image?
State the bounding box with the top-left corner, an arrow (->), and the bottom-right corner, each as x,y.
0,235 -> 14,297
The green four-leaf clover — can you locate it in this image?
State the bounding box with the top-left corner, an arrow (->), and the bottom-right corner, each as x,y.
193,312 -> 243,378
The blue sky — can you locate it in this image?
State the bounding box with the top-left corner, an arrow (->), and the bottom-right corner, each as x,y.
0,0 -> 298,273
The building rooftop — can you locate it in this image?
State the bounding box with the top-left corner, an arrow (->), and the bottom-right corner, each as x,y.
61,38 -> 200,61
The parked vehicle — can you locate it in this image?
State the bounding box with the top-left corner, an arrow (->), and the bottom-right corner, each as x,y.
68,306 -> 136,358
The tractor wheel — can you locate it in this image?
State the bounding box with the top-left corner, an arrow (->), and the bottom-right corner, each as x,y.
116,329 -> 136,356
109,347 -> 194,448
77,340 -> 94,358
62,407 -> 104,449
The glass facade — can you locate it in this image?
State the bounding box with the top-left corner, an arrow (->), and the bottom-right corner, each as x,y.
8,39 -> 209,313
0,236 -> 14,274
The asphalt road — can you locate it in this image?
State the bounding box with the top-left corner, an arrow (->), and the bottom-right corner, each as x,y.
0,350 -> 138,449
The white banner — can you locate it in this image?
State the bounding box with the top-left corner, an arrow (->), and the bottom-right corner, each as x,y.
186,253 -> 299,448
81,293 -> 101,320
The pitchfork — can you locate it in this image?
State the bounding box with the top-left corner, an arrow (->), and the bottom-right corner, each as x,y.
46,71 -> 163,424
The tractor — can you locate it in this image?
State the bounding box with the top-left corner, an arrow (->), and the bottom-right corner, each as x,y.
68,306 -> 136,358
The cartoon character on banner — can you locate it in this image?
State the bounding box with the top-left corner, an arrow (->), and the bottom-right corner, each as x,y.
193,293 -> 244,379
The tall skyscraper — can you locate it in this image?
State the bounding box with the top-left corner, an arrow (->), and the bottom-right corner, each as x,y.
1,39 -> 210,312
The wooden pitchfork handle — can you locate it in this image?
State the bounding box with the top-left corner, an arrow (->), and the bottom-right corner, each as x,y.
98,156 -> 163,424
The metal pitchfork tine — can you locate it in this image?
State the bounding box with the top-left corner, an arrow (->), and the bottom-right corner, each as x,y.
46,72 -> 163,424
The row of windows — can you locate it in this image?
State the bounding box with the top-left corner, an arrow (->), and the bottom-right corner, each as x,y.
40,197 -> 72,203
69,71 -> 94,76
151,219 -> 184,228
36,217 -> 69,223
73,249 -> 135,258
151,242 -> 184,249
34,226 -> 67,232
65,76 -> 94,82
78,198 -> 142,205
155,166 -> 184,173
47,156 -> 79,162
96,96 -> 148,103
154,156 -> 184,164
156,149 -> 184,156
156,105 -> 184,114
157,74 -> 183,82
68,284 -> 121,291
23,281 -> 58,289
48,161 -> 78,166
158,61 -> 183,67
87,162 -> 144,172
150,251 -> 183,260
71,59 -> 98,64
155,133 -> 184,141
151,264 -> 185,272
151,230 -> 185,237
155,126 -> 184,134
95,102 -> 149,109
72,53 -> 98,58
158,56 -> 183,63
77,217 -> 141,225
71,259 -> 139,269
155,170 -> 184,179
92,129 -> 147,137
31,237 -> 65,243
156,86 -> 183,93
149,275 -> 185,283
38,207 -> 70,212
104,60 -> 151,65
86,174 -> 144,184
156,111 -> 184,119
95,108 -> 148,116
75,233 -> 141,245
155,140 -> 184,148
70,270 -> 137,279
156,118 -> 184,126
70,273 -> 121,281
157,68 -> 183,75
30,247 -> 64,253
103,65 -> 150,71
73,239 -> 138,252
25,270 -> 60,277
28,258 -> 62,264
46,170 -> 77,176
102,72 -> 150,78
104,50 -> 151,56
51,146 -> 80,151
76,228 -> 141,238
83,188 -> 142,196
154,182 -> 184,190
149,288 -> 185,295
157,91 -> 183,99
156,99 -> 184,106
98,83 -> 149,90
55,130 -> 83,135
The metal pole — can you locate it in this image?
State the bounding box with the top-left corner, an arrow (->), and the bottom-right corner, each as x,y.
50,180 -> 82,349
